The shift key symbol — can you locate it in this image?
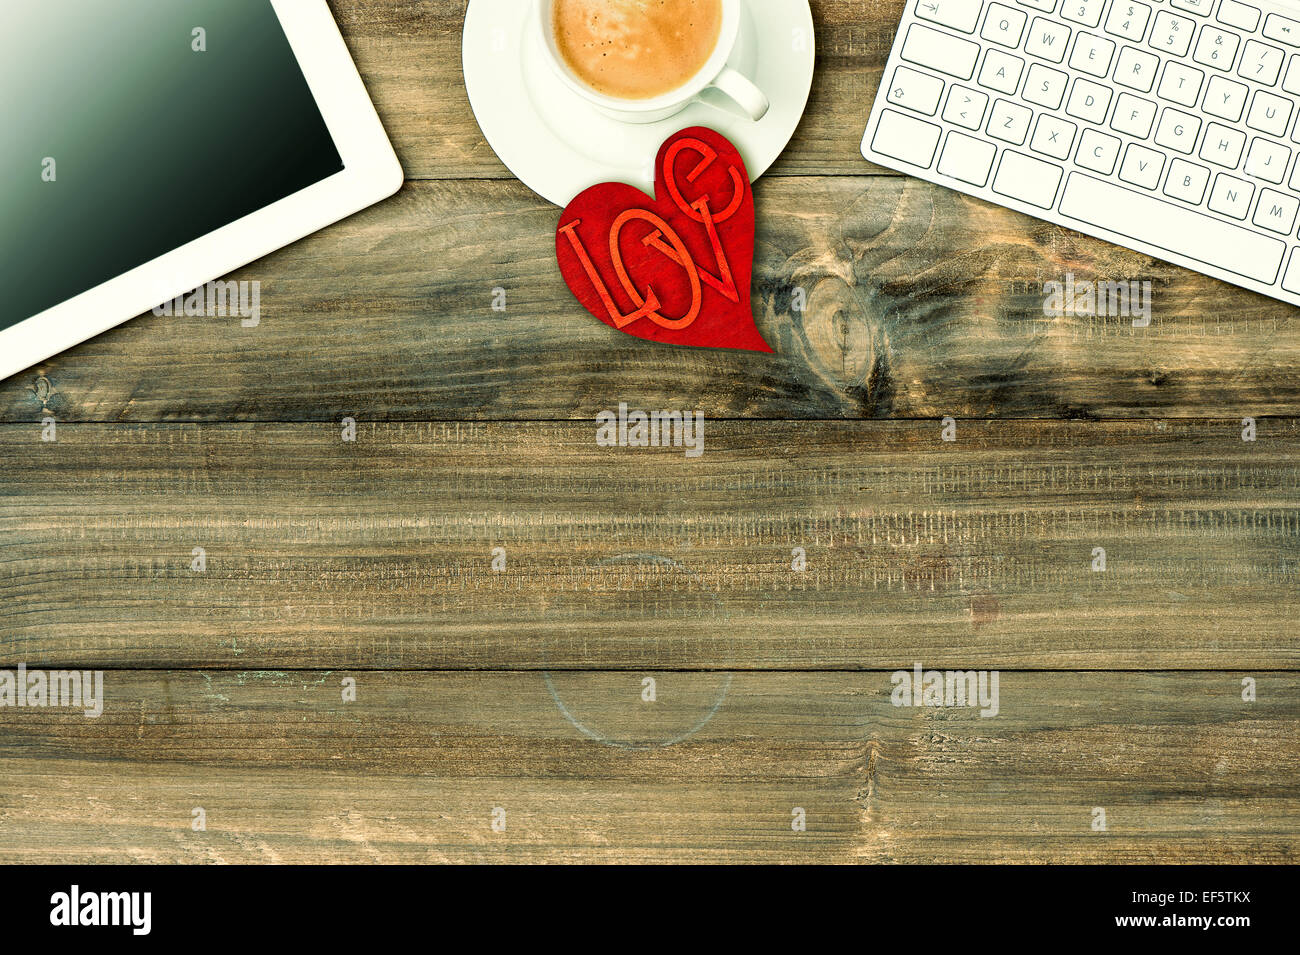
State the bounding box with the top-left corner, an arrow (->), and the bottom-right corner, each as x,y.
886,65 -> 945,115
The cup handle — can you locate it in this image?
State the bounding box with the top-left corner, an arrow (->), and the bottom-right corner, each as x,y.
707,67 -> 770,121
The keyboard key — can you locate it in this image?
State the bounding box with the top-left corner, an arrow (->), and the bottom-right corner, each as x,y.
1281,248 -> 1300,293
1284,55 -> 1300,95
1245,138 -> 1291,183
1204,75 -> 1249,121
1164,157 -> 1211,203
1263,13 -> 1300,48
1058,173 -> 1285,283
1024,63 -> 1070,108
1026,17 -> 1071,62
1060,0 -> 1105,28
1120,142 -> 1166,188
942,85 -> 991,128
1193,26 -> 1242,72
1238,40 -> 1285,87
887,66 -> 946,115
993,150 -> 1064,206
1077,128 -> 1121,173
1150,11 -> 1196,57
1208,172 -> 1254,218
1170,0 -> 1213,15
1017,0 -> 1057,11
1066,77 -> 1112,122
1199,122 -> 1247,166
1070,33 -> 1116,76
1105,2 -> 1151,42
1112,92 -> 1158,137
915,0 -> 986,33
1115,46 -> 1160,92
1155,107 -> 1202,153
982,3 -> 1029,46
988,98 -> 1033,143
1252,188 -> 1300,234
938,130 -> 999,185
870,109 -> 943,167
1031,114 -> 1078,158
1158,61 -> 1205,106
1246,89 -> 1293,136
1217,1 -> 1261,32
902,23 -> 982,80
979,48 -> 1027,93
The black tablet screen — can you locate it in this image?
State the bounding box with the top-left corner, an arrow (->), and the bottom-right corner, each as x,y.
0,0 -> 344,330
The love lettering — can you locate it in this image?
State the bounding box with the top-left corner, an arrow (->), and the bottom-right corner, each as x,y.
555,127 -> 772,353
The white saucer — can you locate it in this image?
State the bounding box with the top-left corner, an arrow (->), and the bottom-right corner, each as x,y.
462,0 -> 816,206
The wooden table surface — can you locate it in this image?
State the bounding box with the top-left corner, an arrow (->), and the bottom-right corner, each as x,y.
2,0 -> 1298,863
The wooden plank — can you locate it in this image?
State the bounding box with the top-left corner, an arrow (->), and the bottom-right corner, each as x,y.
0,670 -> 1294,863
4,420 -> 1297,670
332,0 -> 900,181
5,179 -> 1299,422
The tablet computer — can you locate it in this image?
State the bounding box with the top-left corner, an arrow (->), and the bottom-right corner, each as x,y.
0,0 -> 403,380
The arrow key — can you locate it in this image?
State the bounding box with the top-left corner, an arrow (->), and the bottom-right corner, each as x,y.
942,84 -> 990,129
915,0 -> 986,33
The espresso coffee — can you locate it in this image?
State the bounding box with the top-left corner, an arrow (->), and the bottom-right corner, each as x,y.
552,0 -> 724,101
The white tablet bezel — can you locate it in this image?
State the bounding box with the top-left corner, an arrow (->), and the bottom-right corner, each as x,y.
0,0 -> 403,381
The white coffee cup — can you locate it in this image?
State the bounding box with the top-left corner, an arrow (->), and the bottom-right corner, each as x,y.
535,0 -> 770,125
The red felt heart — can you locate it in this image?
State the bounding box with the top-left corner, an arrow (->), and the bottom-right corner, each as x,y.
556,127 -> 771,353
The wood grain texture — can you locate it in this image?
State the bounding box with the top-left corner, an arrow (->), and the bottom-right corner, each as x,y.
3,0 -> 1297,866
4,178 -> 1298,422
1,671 -> 1294,863
4,420 -> 1297,670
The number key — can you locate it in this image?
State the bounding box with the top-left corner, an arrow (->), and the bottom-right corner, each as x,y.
1060,0 -> 1106,29
1238,40 -> 1285,86
1150,11 -> 1195,57
1105,2 -> 1152,42
1193,25 -> 1242,72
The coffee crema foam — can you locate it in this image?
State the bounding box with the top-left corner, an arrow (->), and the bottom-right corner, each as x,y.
552,0 -> 724,101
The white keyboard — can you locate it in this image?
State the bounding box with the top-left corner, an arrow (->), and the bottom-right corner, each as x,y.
862,0 -> 1300,304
